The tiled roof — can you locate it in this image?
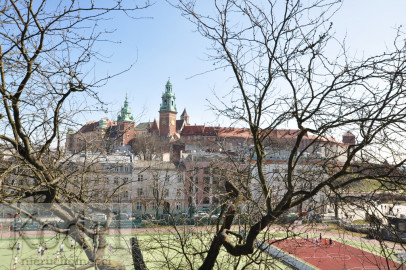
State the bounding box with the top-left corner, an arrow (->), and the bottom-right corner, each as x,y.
217,127 -> 251,138
78,121 -> 99,133
181,126 -> 251,138
181,125 -> 206,135
176,119 -> 186,131
135,122 -> 151,131
78,119 -> 116,133
264,129 -> 302,138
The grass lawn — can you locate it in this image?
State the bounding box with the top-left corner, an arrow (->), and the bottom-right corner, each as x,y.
0,231 -> 289,269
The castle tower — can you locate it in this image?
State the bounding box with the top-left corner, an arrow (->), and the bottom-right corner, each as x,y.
180,108 -> 189,125
117,94 -> 135,122
159,79 -> 177,137
116,95 -> 136,148
342,131 -> 355,145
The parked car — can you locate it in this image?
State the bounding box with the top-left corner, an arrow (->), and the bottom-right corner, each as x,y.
193,211 -> 209,218
141,214 -> 153,220
113,213 -> 129,220
91,213 -> 107,222
6,212 -> 19,218
297,211 -> 308,216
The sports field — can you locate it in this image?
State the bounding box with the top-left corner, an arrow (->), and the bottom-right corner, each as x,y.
270,238 -> 401,270
0,230 -> 284,270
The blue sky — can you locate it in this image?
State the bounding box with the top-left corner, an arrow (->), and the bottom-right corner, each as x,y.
84,0 -> 406,128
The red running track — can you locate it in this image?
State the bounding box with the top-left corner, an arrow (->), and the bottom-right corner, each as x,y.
269,239 -> 400,270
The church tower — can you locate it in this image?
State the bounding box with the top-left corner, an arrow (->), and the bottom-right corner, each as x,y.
116,94 -> 136,148
159,79 -> 177,137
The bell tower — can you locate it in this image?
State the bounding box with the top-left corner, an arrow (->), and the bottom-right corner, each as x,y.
159,79 -> 177,137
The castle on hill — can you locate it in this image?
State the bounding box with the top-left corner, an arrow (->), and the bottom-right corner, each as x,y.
65,79 -> 253,157
65,79 -> 355,162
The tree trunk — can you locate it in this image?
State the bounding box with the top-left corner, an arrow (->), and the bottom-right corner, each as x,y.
131,237 -> 147,270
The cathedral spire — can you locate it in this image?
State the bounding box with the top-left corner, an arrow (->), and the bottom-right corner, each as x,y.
117,94 -> 135,122
165,78 -> 172,93
160,79 -> 177,113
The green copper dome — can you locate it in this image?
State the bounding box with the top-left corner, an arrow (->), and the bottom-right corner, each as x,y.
98,118 -> 108,129
160,79 -> 177,112
117,94 -> 135,122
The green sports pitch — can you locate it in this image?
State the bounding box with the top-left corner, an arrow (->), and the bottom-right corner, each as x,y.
0,231 -> 285,270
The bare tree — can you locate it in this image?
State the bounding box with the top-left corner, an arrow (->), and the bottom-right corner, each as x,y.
0,0 -> 150,269
172,0 -> 406,269
132,135 -> 169,160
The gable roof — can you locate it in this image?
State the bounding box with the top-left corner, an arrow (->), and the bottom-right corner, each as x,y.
78,121 -> 99,133
176,119 -> 186,131
180,126 -> 251,138
135,122 -> 152,131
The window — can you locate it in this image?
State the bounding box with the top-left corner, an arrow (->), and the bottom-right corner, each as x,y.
138,174 -> 143,181
177,174 -> 183,183
203,197 -> 210,204
194,177 -> 199,184
127,134 -> 130,138
176,202 -> 181,210
204,186 -> 210,194
123,177 -> 129,183
273,168 -> 280,173
136,202 -> 142,210
137,188 -> 143,196
176,189 -> 182,197
164,189 -> 169,197
204,167 -> 210,174
114,177 -> 119,184
203,177 -> 210,185
123,191 -> 129,199
165,175 -> 170,182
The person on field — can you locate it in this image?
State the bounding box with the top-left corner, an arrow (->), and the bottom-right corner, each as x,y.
13,256 -> 18,270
